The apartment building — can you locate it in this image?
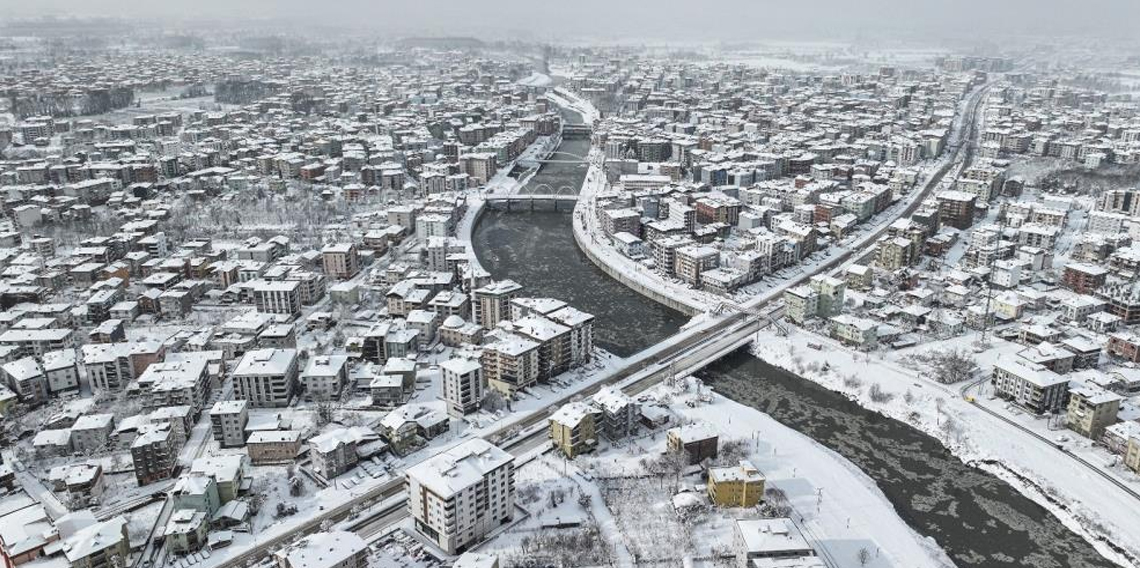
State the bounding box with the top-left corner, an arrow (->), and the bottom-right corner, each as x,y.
131,426 -> 177,485
81,343 -> 134,391
138,355 -> 211,415
674,245 -> 719,286
936,190 -> 977,230
546,306 -> 595,366
275,531 -> 368,568
783,285 -> 819,325
512,315 -> 572,380
300,355 -> 349,402
480,334 -> 539,396
246,430 -> 303,465
442,358 -> 484,417
209,400 -> 249,447
1061,263 -> 1108,295
548,401 -> 601,458
309,427 -> 377,479
1108,331 -> 1140,362
991,356 -> 1070,415
808,275 -> 845,317
321,243 -> 360,280
1098,281 -> 1140,325
0,328 -> 74,358
828,315 -> 878,350
667,424 -> 719,465
1066,386 -> 1122,439
876,236 -> 913,271
62,517 -> 131,568
42,349 -> 79,394
707,461 -> 766,508
590,386 -> 638,440
253,280 -> 302,319
70,413 -> 115,454
406,438 -> 515,555
474,280 -> 523,330
234,348 -> 299,408
733,519 -> 819,568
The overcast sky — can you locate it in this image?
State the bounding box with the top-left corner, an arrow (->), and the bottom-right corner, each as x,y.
1,0 -> 1138,41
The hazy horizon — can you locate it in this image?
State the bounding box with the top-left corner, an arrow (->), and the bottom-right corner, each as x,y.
1,0 -> 1138,43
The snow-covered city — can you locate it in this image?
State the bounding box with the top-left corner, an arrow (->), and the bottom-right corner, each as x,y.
0,2 -> 1138,568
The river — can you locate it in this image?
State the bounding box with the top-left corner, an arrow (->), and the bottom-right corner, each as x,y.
470,109 -> 1117,568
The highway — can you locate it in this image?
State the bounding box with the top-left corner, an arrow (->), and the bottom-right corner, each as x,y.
200,78 -> 991,568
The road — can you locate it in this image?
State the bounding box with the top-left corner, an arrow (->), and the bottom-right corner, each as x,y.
827,80 -> 992,275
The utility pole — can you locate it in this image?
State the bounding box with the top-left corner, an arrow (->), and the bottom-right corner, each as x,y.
979,211 -> 1008,345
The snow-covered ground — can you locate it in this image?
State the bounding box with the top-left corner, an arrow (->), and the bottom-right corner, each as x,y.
516,72 -> 552,88
751,326 -> 1140,568
168,345 -> 626,568
479,377 -> 955,568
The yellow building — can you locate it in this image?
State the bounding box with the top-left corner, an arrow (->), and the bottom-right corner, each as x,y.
549,401 -> 600,459
1066,386 -> 1122,440
707,460 -> 765,507
1125,436 -> 1140,474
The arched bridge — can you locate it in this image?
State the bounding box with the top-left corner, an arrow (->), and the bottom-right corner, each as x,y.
484,190 -> 579,211
562,123 -> 592,139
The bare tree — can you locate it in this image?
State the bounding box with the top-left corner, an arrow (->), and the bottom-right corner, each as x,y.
857,547 -> 872,566
315,400 -> 336,427
911,348 -> 979,384
868,383 -> 894,403
482,389 -> 509,413
760,487 -> 792,518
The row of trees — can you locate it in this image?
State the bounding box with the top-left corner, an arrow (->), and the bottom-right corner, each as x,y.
7,86 -> 135,119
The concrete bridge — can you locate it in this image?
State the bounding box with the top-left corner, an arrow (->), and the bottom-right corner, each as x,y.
484,193 -> 580,211
562,123 -> 592,139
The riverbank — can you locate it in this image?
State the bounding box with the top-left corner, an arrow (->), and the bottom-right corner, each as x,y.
456,130 -> 561,273
564,95 -> 718,315
750,327 -> 1140,568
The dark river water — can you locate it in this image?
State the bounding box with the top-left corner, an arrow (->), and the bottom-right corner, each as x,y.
471,110 -> 1118,568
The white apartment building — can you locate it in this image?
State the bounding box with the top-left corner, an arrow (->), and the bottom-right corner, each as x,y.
275,531 -> 368,568
300,355 -> 349,401
81,343 -> 134,391
138,354 -> 211,414
321,244 -> 360,280
406,438 -> 515,555
442,358 -> 484,417
234,348 -> 299,408
209,400 -> 249,447
253,280 -> 302,319
991,356 -> 1070,415
473,280 -> 523,330
784,285 -> 819,325
42,349 -> 79,394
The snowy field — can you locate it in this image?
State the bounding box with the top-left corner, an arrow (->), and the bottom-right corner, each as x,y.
478,377 -> 955,568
